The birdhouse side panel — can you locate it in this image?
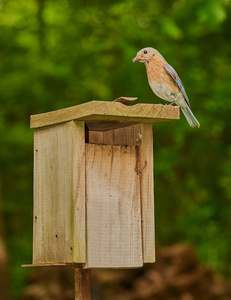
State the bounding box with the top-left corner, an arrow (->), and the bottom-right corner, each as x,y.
72,121 -> 86,262
33,121 -> 86,264
138,124 -> 155,262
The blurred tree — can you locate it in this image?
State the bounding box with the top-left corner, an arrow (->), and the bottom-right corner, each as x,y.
0,178 -> 11,300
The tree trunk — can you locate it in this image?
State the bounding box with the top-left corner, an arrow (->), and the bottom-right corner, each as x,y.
37,0 -> 46,55
0,177 -> 11,300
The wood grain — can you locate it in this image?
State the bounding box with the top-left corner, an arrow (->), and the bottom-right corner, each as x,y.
88,131 -> 104,144
33,121 -> 86,264
22,263 -> 81,267
74,267 -> 91,300
137,124 -> 155,263
97,124 -> 155,263
72,121 -> 86,263
30,101 -> 180,130
113,96 -> 138,105
85,144 -> 143,268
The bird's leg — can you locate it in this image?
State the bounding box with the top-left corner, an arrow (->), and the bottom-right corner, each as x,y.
169,99 -> 178,106
165,99 -> 177,106
165,94 -> 178,106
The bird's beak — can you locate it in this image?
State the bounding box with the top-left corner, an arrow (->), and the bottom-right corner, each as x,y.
132,56 -> 139,63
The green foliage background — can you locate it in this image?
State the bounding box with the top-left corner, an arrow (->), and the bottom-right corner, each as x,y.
0,0 -> 231,297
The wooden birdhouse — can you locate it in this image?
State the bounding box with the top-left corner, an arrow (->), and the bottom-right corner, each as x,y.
25,97 -> 179,298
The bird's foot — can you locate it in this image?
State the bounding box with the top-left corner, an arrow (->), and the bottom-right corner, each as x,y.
165,101 -> 175,106
168,100 -> 178,106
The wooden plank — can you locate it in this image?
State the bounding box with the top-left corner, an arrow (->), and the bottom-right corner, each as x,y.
137,124 -> 155,262
22,263 -> 81,267
103,125 -> 137,146
72,121 -> 86,262
113,96 -> 137,105
88,131 -> 104,144
101,124 -> 155,263
85,144 -> 142,268
33,121 -> 86,264
86,120 -> 137,131
74,267 -> 91,300
30,101 -> 180,129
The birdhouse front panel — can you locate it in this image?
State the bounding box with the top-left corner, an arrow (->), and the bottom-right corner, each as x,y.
89,124 -> 155,263
85,143 -> 142,268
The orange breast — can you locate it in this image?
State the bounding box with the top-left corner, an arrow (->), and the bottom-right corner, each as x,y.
146,61 -> 181,94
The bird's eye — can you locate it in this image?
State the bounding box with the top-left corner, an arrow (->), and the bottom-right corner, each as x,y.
144,50 -> 147,54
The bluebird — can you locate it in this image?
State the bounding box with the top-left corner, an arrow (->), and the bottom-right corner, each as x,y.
132,47 -> 200,128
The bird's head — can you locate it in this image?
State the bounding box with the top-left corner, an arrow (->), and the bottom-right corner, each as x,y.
132,47 -> 160,64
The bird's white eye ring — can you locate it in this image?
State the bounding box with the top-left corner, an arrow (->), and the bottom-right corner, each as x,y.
144,50 -> 147,54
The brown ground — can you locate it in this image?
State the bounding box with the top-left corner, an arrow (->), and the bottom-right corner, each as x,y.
22,244 -> 231,300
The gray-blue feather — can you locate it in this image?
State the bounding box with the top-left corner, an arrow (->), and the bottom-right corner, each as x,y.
164,63 -> 190,108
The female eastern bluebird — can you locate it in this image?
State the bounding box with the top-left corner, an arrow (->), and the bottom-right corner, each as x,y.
132,47 -> 200,128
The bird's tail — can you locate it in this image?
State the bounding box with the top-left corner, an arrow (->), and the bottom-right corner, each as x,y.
181,105 -> 200,128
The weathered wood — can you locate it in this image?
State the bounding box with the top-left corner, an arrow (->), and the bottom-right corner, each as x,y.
137,124 -> 155,262
88,131 -> 104,144
21,263 -> 81,267
103,125 -> 137,146
85,143 -> 143,268
33,121 -> 86,264
113,96 -> 138,105
72,122 -> 86,262
30,101 -> 180,130
74,267 -> 91,300
86,120 -> 137,131
100,124 -> 155,263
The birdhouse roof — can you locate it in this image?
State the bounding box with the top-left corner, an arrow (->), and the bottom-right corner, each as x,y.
30,98 -> 179,131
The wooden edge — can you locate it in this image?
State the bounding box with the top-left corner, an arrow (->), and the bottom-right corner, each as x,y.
30,101 -> 180,129
83,265 -> 143,269
113,96 -> 138,105
22,263 -> 143,269
21,263 -> 82,268
74,267 -> 91,300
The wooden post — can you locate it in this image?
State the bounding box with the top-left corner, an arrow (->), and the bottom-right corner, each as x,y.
74,266 -> 91,300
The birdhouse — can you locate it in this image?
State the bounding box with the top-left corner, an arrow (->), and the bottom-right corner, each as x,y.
30,98 -> 179,269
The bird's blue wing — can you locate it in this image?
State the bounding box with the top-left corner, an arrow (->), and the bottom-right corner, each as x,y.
164,63 -> 190,108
